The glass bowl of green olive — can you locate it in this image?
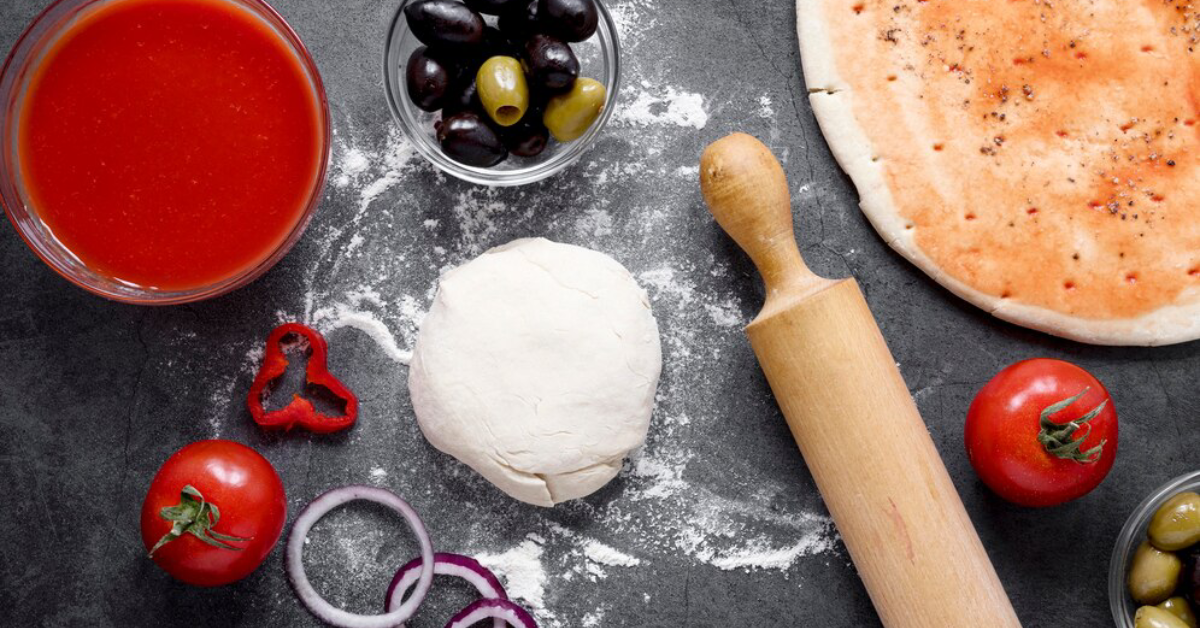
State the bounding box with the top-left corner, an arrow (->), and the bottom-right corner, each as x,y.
1111,471 -> 1200,628
384,0 -> 620,186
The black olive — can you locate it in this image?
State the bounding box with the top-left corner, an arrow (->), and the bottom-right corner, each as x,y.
537,0 -> 597,42
438,111 -> 508,167
501,117 -> 549,157
404,0 -> 486,48
1181,547 -> 1200,605
405,47 -> 457,111
464,0 -> 524,15
497,0 -> 540,38
522,33 -> 578,92
479,26 -> 520,60
443,78 -> 482,115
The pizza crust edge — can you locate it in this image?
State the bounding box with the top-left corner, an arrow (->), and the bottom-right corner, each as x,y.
795,0 -> 1200,346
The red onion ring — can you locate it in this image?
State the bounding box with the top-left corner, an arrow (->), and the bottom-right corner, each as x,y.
385,553 -> 507,628
445,599 -> 539,628
287,486 -> 435,628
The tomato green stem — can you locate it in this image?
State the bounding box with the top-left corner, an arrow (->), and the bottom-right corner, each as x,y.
1036,388 -> 1107,464
148,485 -> 249,557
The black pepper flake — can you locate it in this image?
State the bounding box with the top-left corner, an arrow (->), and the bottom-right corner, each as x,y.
1168,160 -> 1177,166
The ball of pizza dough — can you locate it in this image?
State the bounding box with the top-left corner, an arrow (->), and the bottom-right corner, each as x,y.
408,238 -> 662,507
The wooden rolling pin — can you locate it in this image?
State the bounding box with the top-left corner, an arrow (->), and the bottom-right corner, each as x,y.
700,134 -> 1022,628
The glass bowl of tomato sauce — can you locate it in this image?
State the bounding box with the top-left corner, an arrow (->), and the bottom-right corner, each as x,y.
0,0 -> 330,304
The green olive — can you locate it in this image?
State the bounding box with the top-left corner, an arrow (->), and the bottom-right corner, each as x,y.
476,56 -> 529,127
542,77 -> 606,142
1151,493 -> 1200,552
1159,597 -> 1199,628
1138,606 -> 1193,628
1131,541 -> 1184,604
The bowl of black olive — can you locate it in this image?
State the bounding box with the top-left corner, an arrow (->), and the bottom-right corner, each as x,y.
1110,471 -> 1200,628
385,0 -> 620,186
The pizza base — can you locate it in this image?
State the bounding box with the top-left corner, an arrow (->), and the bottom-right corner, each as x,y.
796,0 -> 1200,346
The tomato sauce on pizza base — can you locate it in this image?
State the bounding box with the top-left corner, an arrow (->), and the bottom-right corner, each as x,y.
809,0 -> 1200,323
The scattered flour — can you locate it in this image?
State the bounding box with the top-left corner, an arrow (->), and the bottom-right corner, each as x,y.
574,207 -> 614,238
333,147 -> 371,189
206,376 -> 238,438
204,342 -> 265,438
617,85 -> 709,129
345,285 -> 386,309
582,540 -> 641,567
628,449 -> 689,500
704,301 -> 744,327
353,128 -> 419,215
607,0 -> 660,47
243,345 -> 264,373
310,302 -> 413,365
673,164 -> 699,178
759,94 -> 775,118
707,525 -> 838,572
638,267 -> 696,305
345,233 -> 366,256
450,187 -> 532,253
476,536 -> 552,622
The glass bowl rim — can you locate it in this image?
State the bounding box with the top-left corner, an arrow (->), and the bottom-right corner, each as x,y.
1108,469 -> 1200,627
0,0 -> 332,305
382,0 -> 621,187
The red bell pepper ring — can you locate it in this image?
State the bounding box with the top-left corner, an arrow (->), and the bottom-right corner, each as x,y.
247,323 -> 358,434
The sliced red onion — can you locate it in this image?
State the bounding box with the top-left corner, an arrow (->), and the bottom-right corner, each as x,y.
445,599 -> 538,628
386,552 -> 507,628
287,486 -> 435,628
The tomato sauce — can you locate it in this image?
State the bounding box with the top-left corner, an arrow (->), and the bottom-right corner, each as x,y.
19,0 -> 324,291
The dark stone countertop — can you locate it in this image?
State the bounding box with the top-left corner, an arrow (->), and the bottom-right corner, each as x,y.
1,1 -> 1196,626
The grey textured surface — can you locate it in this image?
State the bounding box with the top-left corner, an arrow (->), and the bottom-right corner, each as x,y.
1,0 -> 1198,627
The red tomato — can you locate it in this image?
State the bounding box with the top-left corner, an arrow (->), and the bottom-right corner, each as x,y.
140,440 -> 286,586
964,359 -> 1118,507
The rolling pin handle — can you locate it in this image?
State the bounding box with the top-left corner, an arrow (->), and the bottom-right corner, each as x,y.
701,133 -> 831,307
